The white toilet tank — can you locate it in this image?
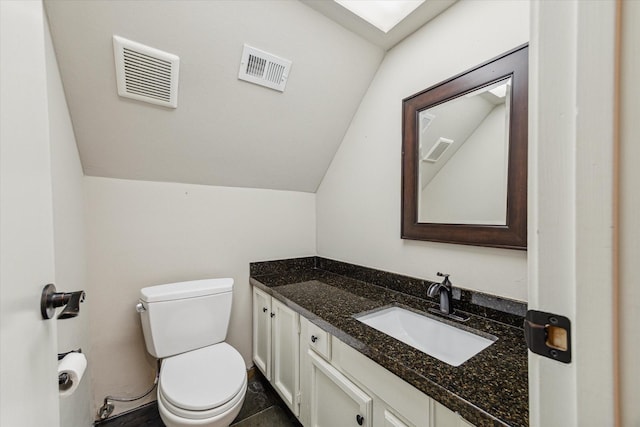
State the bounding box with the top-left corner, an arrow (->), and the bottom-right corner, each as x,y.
138,278 -> 234,358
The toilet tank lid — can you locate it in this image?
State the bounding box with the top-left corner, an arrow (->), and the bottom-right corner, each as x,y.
140,278 -> 233,303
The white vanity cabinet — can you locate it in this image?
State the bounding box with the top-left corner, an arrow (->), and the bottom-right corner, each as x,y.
331,337 -> 476,427
299,316 -> 430,427
251,287 -> 300,416
254,289 -> 477,427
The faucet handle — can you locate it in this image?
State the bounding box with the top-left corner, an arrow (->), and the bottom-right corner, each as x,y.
436,272 -> 452,289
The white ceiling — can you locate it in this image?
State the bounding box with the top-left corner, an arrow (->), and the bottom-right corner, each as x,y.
44,0 -> 453,193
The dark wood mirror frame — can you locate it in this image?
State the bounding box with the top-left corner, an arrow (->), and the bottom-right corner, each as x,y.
402,44 -> 528,250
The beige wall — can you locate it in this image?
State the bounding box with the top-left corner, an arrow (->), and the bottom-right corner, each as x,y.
45,12 -> 92,427
619,0 -> 639,424
316,0 -> 529,301
85,177 -> 316,416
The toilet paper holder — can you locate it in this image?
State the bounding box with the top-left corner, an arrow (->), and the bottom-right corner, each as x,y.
58,348 -> 82,387
58,348 -> 82,361
59,373 -> 71,387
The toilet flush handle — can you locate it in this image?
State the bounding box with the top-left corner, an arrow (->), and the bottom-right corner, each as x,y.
135,302 -> 146,313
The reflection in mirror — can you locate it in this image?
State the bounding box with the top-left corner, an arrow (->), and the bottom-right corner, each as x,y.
418,78 -> 511,224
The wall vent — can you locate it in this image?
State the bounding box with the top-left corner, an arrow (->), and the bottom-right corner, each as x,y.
423,137 -> 453,163
238,44 -> 292,92
113,35 -> 179,108
420,112 -> 435,133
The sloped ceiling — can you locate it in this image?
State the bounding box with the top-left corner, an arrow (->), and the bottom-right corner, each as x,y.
43,1 -> 450,193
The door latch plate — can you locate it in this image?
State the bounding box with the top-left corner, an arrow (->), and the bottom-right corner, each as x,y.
524,310 -> 571,363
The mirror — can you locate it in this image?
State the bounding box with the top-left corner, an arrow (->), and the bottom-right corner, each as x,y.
402,45 -> 528,249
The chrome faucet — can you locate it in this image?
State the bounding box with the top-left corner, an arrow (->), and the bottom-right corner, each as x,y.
427,272 -> 453,315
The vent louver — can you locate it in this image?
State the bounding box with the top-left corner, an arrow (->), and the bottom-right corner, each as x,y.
113,36 -> 179,108
238,44 -> 292,92
423,137 -> 453,163
420,112 -> 435,133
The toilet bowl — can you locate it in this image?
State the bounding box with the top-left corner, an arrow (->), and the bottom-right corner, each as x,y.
157,343 -> 247,427
137,279 -> 247,427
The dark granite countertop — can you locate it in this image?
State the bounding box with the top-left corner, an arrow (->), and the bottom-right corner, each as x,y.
250,257 -> 528,427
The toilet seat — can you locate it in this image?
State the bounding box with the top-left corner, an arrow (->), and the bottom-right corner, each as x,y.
159,342 -> 246,419
159,375 -> 247,421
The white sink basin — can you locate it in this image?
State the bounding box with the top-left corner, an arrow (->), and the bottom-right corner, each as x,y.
354,306 -> 496,367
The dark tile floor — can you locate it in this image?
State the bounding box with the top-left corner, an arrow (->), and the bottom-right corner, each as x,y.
94,370 -> 302,427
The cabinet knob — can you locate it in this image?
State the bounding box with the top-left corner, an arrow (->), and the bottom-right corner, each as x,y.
262,307 -> 268,313
311,335 -> 318,343
270,313 -> 275,318
356,414 -> 364,425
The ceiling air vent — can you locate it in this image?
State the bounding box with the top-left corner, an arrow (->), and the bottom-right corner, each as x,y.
113,35 -> 179,108
423,137 -> 453,163
238,44 -> 292,92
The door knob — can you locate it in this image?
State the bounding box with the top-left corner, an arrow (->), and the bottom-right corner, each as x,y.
356,414 -> 364,425
40,284 -> 85,320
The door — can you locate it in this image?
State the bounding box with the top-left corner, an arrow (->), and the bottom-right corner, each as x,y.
529,1 -> 617,426
252,287 -> 272,380
309,350 -> 372,427
271,298 -> 300,416
618,2 -> 640,425
0,1 -> 60,426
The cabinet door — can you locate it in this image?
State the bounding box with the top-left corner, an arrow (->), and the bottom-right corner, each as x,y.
252,287 -> 272,380
309,350 -> 372,427
432,401 -> 475,427
333,337 -> 430,427
383,409 -> 412,427
272,298 -> 300,416
299,317 -> 313,426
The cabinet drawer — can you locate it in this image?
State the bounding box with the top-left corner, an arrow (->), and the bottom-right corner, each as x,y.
306,321 -> 331,360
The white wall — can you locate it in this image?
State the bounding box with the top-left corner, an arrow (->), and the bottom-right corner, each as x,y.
44,13 -> 92,427
317,0 -> 529,301
84,177 -> 316,415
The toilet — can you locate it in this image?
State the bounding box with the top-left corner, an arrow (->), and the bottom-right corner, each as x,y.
138,278 -> 247,427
